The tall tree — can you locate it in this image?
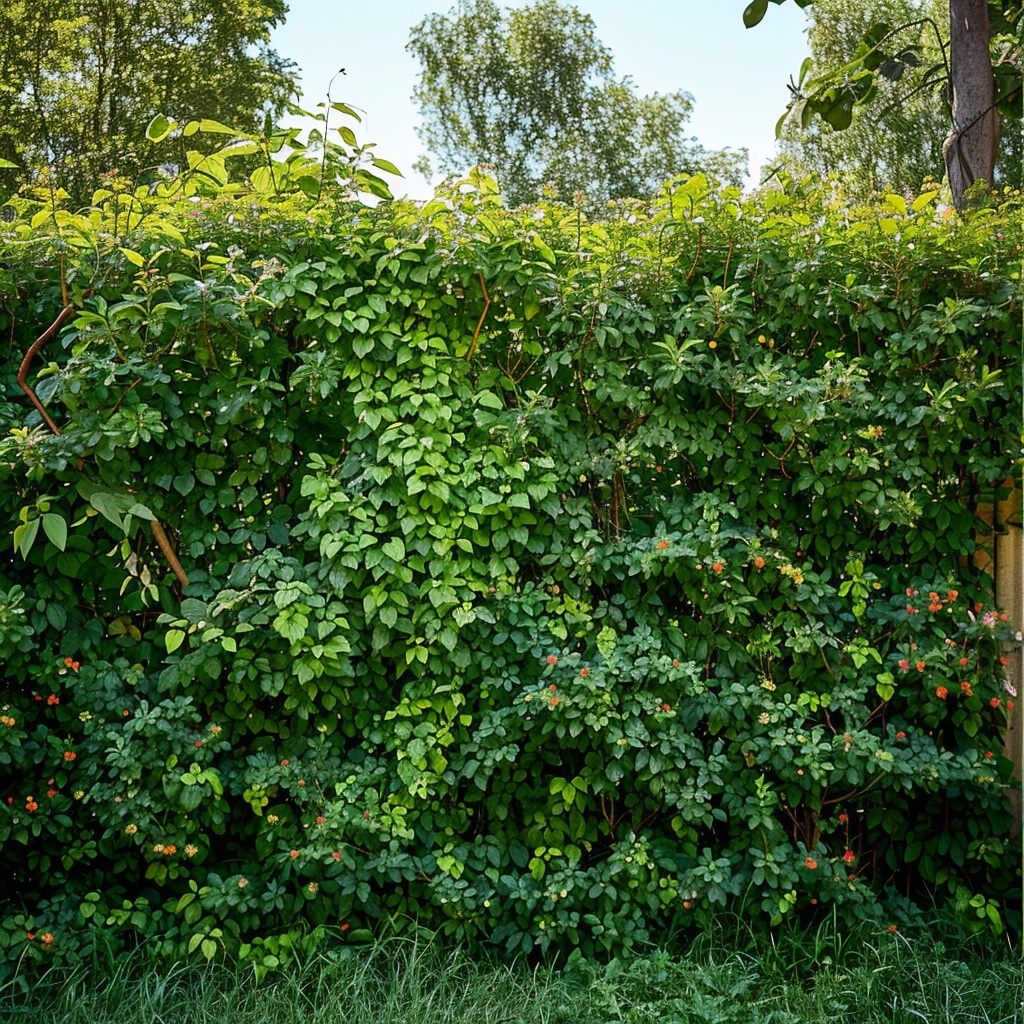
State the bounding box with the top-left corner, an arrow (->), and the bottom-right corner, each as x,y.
773,0 -> 952,194
408,0 -> 746,208
0,0 -> 298,203
746,0 -> 1022,206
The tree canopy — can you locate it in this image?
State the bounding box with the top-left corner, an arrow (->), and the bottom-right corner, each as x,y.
0,0 -> 298,203
748,0 -> 1022,205
407,0 -> 746,207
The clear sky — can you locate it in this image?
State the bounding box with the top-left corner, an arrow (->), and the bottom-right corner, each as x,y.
269,0 -> 813,199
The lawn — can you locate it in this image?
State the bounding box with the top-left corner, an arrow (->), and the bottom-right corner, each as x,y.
5,924 -> 1022,1024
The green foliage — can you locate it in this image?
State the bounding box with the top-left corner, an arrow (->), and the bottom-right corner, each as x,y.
771,0 -> 954,195
0,160 -> 1021,976
407,0 -> 747,207
0,0 -> 298,203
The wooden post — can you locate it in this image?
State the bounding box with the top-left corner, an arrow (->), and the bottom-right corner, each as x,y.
974,479 -> 1024,831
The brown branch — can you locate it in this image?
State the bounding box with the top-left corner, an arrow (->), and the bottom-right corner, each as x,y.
19,297 -> 190,588
17,303 -> 77,435
465,272 -> 490,361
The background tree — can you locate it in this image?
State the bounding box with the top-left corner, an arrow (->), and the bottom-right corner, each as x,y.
408,0 -> 746,207
0,0 -> 298,203
746,0 -> 1022,206
772,0 -> 953,195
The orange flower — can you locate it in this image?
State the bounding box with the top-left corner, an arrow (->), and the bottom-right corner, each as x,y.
712,562 -> 723,574
842,850 -> 855,863
41,933 -> 53,945
804,858 -> 818,870
25,800 -> 38,812
661,703 -> 671,712
990,697 -> 1001,708
657,540 -> 670,550
580,667 -> 589,678
63,751 -> 76,761
946,590 -> 958,601
546,655 -> 558,665
935,686 -> 948,699
915,661 -> 925,671
753,556 -> 765,569
46,694 -> 60,705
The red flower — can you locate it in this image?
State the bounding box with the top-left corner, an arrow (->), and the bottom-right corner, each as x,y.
842,850 -> 855,863
194,740 -> 203,748
1008,701 -> 1015,710
47,694 -> 60,705
935,686 -> 949,699
546,655 -> 558,665
896,731 -> 906,740
549,684 -> 557,692
989,697 -> 1001,708
580,667 -> 589,678
340,923 -> 349,932
280,759 -> 289,766
838,813 -> 848,823
984,751 -> 993,759
63,657 -> 80,671
63,751 -> 76,761
804,858 -> 818,870
332,851 -> 341,861
959,657 -> 969,667
25,932 -> 34,941
898,659 -> 910,671
906,606 -> 918,615
672,659 -> 680,667
661,703 -> 671,712
888,924 -> 898,933
316,816 -> 326,824
290,849 -> 299,859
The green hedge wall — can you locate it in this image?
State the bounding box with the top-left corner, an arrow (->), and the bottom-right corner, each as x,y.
0,171 -> 1021,972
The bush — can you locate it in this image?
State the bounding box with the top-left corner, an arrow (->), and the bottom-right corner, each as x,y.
0,169 -> 1020,974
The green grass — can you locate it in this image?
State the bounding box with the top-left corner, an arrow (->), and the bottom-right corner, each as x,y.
3,930 -> 1022,1024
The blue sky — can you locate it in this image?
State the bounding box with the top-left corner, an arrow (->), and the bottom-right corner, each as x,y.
270,1 -> 813,198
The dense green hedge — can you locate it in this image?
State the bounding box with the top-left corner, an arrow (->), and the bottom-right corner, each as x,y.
0,169 -> 1021,974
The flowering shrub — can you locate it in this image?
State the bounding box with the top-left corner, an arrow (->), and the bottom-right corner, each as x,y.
0,169 -> 1020,972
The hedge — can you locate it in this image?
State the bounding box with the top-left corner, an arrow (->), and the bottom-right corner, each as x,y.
0,166 -> 1021,975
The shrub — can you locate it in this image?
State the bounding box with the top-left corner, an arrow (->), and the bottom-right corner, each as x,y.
0,170 -> 1020,972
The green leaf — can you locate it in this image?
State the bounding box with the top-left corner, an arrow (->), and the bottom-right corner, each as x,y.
88,492 -> 124,529
371,158 -> 403,176
145,114 -> 173,143
166,629 -> 186,654
14,518 -> 40,559
119,247 -> 146,268
41,514 -> 67,551
743,0 -> 770,28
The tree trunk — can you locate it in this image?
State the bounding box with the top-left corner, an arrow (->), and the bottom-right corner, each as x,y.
943,0 -> 999,208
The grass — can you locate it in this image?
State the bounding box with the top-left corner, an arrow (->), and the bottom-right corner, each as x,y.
3,926 -> 1022,1024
